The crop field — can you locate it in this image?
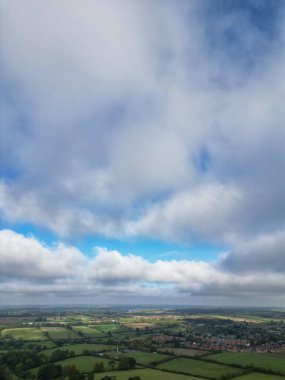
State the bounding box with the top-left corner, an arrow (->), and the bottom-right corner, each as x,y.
94,324 -> 119,332
57,356 -> 111,372
159,348 -> 210,357
124,323 -> 156,330
72,325 -> 102,336
96,368 -> 202,380
234,372 -> 285,380
1,327 -> 47,340
157,357 -> 245,379
207,352 -> 285,373
40,326 -> 80,340
109,351 -> 170,365
43,343 -> 116,356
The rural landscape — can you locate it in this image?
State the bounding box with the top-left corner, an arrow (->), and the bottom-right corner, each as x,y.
1,1 -> 285,380
1,306 -> 285,380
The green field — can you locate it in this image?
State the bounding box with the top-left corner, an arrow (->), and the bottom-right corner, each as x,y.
57,356 -> 111,372
160,348 -> 210,357
1,327 -> 47,341
20,340 -> 57,349
157,357 -> 245,379
43,343 -> 117,356
234,372 -> 285,380
37,340 -> 58,349
94,324 -> 119,332
72,326 -> 102,336
108,351 -> 169,365
97,368 -> 201,380
31,356 -> 111,374
207,352 -> 285,373
40,327 -> 79,340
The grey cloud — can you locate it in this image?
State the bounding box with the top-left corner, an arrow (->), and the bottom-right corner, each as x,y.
220,230 -> 285,273
1,0 -> 285,254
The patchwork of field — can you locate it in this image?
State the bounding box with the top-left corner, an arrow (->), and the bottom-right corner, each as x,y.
97,369 -> 201,380
160,348 -> 210,357
40,326 -> 79,340
1,327 -> 47,341
157,357 -> 246,378
207,352 -> 285,373
187,314 -> 273,323
2,309 -> 285,380
234,373 -> 285,380
72,325 -> 102,336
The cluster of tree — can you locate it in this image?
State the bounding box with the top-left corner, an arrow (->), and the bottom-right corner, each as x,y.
1,349 -> 46,372
94,361 -> 105,373
117,357 -> 136,371
38,363 -> 86,380
98,376 -> 141,380
50,349 -> 75,361
93,357 -> 136,373
0,365 -> 12,380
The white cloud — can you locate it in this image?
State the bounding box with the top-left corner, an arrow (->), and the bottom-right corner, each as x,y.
0,229 -> 86,280
1,229 -> 285,305
127,183 -> 242,242
1,1 -> 285,304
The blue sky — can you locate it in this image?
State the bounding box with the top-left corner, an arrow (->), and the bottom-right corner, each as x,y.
1,0 -> 285,305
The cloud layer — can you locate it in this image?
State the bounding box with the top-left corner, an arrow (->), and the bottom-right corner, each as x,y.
1,1 -> 285,304
1,229 -> 285,305
1,1 -> 285,244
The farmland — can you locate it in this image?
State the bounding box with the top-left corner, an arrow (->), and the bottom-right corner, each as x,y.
54,356 -> 111,372
42,343 -> 117,357
207,351 -> 285,373
234,373 -> 285,380
72,326 -> 102,337
1,327 -> 47,341
40,326 -> 80,340
94,324 -> 119,333
96,369 -> 201,380
107,351 -> 169,365
157,357 -> 246,378
0,306 -> 285,380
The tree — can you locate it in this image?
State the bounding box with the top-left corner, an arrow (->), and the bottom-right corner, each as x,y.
94,361 -> 105,373
0,365 -> 12,380
117,357 -> 136,370
108,360 -> 116,371
87,374 -> 94,380
38,364 -> 58,380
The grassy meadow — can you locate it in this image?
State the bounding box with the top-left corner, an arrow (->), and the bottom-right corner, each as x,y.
1,327 -> 47,341
40,326 -> 80,340
207,351 -> 285,373
157,357 -> 246,378
96,368 -> 202,380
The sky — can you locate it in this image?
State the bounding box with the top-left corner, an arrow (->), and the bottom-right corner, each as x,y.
1,0 -> 285,306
